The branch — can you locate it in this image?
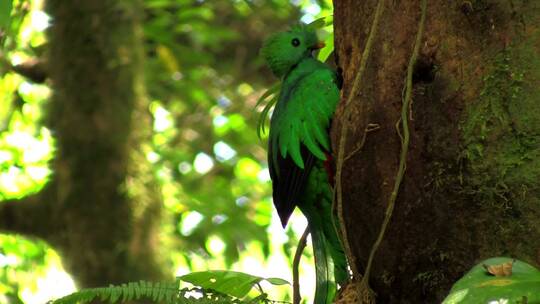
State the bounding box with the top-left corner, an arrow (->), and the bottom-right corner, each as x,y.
360,0 -> 428,295
11,59 -> 48,83
0,191 -> 49,238
292,226 -> 310,304
0,52 -> 48,83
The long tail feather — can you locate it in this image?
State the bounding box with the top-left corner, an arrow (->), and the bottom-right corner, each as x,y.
309,218 -> 337,304
300,162 -> 349,303
322,213 -> 349,285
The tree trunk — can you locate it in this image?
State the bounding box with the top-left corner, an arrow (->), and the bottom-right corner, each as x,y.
0,0 -> 167,287
333,0 -> 540,302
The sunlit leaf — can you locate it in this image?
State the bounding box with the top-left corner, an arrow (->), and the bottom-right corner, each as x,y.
156,45 -> 180,73
265,278 -> 289,285
318,33 -> 334,63
179,270 -> 289,298
235,158 -> 261,180
307,15 -> 333,30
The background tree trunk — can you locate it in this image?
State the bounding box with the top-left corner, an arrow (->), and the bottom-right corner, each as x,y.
333,0 -> 540,302
0,0 -> 167,287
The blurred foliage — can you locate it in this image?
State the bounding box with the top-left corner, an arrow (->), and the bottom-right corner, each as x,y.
142,0 -> 304,268
141,0 -> 333,270
0,236 -> 47,304
0,0 -> 333,302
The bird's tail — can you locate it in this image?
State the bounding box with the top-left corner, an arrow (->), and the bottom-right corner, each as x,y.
306,210 -> 348,304
309,218 -> 337,304
300,162 -> 349,303
321,210 -> 349,285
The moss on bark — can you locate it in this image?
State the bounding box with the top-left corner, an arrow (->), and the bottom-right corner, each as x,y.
460,29 -> 540,265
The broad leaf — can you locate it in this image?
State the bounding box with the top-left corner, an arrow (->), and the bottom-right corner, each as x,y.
179,270 -> 289,298
443,257 -> 540,304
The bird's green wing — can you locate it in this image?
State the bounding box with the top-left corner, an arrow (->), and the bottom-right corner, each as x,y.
270,67 -> 339,169
268,62 -> 340,225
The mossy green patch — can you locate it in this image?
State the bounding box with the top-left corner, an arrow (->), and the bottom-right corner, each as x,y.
460,31 -> 540,259
462,38 -> 540,185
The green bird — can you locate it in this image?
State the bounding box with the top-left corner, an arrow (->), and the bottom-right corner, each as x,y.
260,25 -> 349,303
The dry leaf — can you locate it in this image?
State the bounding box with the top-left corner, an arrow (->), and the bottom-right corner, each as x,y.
483,259 -> 515,277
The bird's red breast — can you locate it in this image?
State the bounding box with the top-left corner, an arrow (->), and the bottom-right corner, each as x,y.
323,152 -> 335,185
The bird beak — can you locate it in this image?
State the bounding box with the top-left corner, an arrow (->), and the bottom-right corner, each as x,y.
311,42 -> 326,50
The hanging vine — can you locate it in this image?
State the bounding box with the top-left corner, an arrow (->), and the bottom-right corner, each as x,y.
332,0 -> 428,302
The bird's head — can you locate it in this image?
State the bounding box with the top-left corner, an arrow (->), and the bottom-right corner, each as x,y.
261,25 -> 324,78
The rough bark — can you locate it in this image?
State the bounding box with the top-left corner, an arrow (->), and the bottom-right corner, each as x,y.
0,0 -> 167,287
333,0 -> 540,302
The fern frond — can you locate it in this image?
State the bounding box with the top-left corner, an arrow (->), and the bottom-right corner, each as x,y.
49,280 -> 182,304
49,282 -> 287,304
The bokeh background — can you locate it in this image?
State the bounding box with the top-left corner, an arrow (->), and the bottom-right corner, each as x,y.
0,0 -> 333,303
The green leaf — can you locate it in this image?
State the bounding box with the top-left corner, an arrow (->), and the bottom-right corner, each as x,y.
179,270 -> 289,298
307,15 -> 333,30
0,0 -> 12,28
109,285 -> 120,303
318,34 -> 334,63
265,277 -> 290,286
443,257 -> 540,304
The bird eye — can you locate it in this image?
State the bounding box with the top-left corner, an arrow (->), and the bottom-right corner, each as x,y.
291,38 -> 300,47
